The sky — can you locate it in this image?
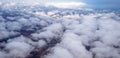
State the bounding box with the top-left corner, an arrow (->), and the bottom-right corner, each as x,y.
0,0 -> 119,8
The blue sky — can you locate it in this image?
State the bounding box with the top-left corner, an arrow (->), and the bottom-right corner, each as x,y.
0,0 -> 119,8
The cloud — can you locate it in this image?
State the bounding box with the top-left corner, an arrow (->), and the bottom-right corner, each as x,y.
0,2 -> 120,58
5,42 -> 33,58
45,2 -> 86,8
44,46 -> 74,58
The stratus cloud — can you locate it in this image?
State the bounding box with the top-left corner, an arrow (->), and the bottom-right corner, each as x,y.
45,2 -> 86,8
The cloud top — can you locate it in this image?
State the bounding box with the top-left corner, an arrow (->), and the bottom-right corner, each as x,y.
45,2 -> 86,8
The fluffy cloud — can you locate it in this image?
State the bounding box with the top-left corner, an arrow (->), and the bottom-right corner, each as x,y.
5,42 -> 33,58
0,2 -> 120,58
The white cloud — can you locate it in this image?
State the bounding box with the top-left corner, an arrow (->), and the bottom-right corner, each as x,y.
5,42 -> 33,58
45,2 -> 86,8
44,46 -> 74,58
0,2 -> 120,58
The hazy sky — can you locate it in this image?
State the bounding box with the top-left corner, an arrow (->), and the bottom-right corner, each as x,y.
0,0 -> 119,8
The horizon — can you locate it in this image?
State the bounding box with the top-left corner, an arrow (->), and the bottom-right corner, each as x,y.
0,0 -> 119,9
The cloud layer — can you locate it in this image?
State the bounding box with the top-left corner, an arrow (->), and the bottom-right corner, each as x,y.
45,2 -> 86,8
0,2 -> 120,58
1,0 -> 119,8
